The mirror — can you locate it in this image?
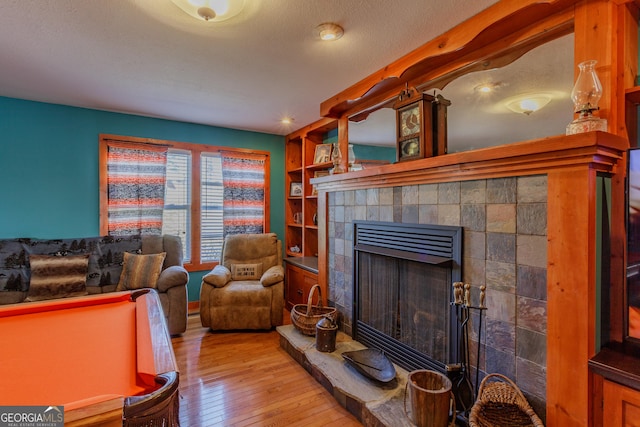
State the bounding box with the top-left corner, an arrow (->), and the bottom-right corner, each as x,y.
348,33 -> 575,155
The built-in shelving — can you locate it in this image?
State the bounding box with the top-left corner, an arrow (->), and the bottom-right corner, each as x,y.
284,118 -> 337,260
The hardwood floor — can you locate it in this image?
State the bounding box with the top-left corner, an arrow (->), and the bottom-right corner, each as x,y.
171,313 -> 362,427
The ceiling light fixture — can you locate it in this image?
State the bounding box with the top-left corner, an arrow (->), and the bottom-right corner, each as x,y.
281,117 -> 294,125
505,94 -> 552,115
169,0 -> 245,22
474,82 -> 504,94
316,23 -> 344,41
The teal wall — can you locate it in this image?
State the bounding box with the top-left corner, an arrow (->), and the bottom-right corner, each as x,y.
0,96 -> 285,302
352,143 -> 396,163
324,127 -> 397,163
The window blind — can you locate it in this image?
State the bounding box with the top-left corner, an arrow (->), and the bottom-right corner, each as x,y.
201,153 -> 224,262
162,150 -> 192,262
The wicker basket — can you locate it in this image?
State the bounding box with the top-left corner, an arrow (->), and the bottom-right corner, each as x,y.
290,284 -> 337,336
469,373 -> 544,427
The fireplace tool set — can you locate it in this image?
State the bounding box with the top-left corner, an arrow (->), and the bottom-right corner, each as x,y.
449,281 -> 487,421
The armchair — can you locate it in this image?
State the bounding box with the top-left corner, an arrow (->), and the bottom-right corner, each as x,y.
199,233 -> 284,330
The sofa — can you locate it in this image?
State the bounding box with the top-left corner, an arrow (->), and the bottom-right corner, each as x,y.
199,233 -> 284,330
0,234 -> 189,335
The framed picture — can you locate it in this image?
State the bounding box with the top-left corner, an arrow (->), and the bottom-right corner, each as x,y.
312,170 -> 330,195
289,182 -> 303,197
313,144 -> 332,164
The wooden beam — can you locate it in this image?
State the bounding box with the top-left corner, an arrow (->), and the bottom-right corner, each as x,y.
320,0 -> 578,120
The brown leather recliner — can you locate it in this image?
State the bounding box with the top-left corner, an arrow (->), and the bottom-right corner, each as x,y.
199,233 -> 284,330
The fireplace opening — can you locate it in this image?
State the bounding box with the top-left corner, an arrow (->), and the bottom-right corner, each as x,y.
353,221 -> 462,374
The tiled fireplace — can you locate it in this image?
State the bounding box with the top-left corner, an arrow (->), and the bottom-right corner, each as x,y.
326,176 -> 548,418
352,221 -> 462,373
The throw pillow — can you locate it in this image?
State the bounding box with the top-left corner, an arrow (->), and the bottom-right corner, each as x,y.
116,252 -> 166,291
27,254 -> 90,301
230,263 -> 263,281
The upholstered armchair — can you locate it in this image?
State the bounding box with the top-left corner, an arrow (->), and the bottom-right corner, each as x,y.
199,233 -> 284,330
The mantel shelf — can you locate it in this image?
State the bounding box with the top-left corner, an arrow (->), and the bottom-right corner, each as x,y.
311,131 -> 628,192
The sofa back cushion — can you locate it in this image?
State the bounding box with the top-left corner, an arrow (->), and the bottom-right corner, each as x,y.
221,233 -> 280,272
141,234 -> 183,268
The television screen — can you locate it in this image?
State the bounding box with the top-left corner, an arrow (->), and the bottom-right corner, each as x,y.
628,148 -> 640,339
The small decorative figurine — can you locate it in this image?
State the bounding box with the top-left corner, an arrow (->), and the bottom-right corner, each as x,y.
464,283 -> 471,306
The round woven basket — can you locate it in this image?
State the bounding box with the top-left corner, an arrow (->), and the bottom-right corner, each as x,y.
290,284 -> 337,336
469,373 -> 544,427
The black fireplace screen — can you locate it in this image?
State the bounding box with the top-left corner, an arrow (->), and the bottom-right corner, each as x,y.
353,221 -> 462,373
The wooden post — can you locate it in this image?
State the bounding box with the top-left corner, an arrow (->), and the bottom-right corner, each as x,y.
337,116 -> 349,173
573,0 -> 634,137
546,167 -> 597,427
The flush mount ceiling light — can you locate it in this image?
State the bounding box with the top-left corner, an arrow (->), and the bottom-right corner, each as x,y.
474,82 -> 504,94
170,0 -> 245,22
316,23 -> 344,41
505,94 -> 552,115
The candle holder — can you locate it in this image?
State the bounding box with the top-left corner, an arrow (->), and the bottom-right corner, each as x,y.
566,60 -> 607,135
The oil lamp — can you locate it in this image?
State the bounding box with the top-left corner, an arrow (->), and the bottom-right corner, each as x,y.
566,60 -> 607,135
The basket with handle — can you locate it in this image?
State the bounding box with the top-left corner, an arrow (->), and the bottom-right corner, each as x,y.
469,373 -> 544,427
290,284 -> 337,336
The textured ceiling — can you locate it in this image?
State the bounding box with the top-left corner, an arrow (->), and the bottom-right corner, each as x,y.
0,1 -> 573,151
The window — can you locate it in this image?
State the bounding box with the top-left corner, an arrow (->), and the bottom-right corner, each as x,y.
162,150 -> 193,261
100,134 -> 270,271
200,153 -> 224,262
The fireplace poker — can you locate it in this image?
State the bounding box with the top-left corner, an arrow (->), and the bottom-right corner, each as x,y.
450,282 -> 475,415
460,296 -> 473,401
451,282 -> 491,418
475,285 -> 487,398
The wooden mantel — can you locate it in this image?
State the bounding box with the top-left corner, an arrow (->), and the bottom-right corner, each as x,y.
313,131 -> 628,427
312,132 -> 627,192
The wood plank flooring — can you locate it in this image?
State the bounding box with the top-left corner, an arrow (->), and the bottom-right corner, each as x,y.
171,313 -> 362,427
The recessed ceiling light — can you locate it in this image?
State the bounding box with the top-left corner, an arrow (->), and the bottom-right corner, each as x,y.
281,117 -> 294,125
316,23 -> 344,41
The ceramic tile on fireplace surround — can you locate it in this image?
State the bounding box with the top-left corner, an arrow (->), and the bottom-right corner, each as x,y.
487,177 -> 517,203
517,203 -> 547,235
462,203 -> 486,231
438,181 -> 460,204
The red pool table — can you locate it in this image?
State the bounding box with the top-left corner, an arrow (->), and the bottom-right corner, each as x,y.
0,290 -> 179,426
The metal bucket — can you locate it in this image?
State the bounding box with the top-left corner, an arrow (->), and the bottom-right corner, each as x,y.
315,316 -> 337,352
404,370 -> 455,427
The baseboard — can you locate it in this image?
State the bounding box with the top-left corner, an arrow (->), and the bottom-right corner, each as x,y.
188,301 -> 199,316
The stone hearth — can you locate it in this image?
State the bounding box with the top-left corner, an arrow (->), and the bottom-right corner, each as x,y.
277,324 -> 418,427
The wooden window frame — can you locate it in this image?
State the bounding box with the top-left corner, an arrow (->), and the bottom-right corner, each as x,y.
99,134 -> 271,272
